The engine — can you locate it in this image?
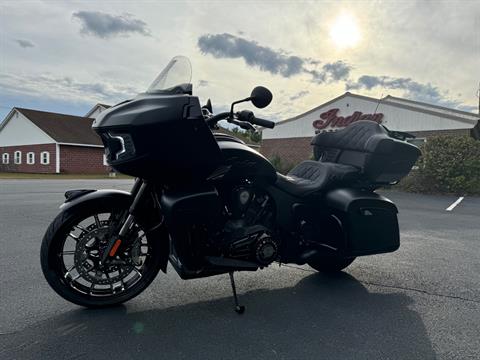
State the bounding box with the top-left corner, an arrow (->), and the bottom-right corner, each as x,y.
218,184 -> 278,266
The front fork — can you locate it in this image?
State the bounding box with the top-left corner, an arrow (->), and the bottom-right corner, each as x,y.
100,178 -> 149,264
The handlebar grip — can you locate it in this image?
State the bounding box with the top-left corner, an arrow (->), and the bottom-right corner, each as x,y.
252,117 -> 275,129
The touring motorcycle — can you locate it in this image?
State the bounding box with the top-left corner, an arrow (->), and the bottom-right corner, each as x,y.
41,56 -> 421,313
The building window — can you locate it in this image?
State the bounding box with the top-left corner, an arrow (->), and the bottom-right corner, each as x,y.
2,153 -> 9,164
14,151 -> 22,164
27,152 -> 35,165
40,151 -> 50,165
103,154 -> 108,166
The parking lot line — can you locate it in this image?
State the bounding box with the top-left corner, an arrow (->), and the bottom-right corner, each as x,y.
446,196 -> 464,211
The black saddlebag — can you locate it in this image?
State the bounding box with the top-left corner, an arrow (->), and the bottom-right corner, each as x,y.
312,120 -> 421,184
326,188 -> 400,256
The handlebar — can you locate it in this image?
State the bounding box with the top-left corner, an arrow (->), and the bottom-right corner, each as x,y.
250,116 -> 275,129
205,112 -> 230,127
236,110 -> 275,129
205,110 -> 275,129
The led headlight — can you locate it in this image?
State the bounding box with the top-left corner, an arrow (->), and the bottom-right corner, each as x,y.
104,132 -> 136,162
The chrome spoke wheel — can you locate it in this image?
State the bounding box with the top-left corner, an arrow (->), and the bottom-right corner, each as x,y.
58,212 -> 150,297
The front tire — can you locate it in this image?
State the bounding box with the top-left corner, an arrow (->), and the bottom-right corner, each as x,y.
308,256 -> 356,273
41,197 -> 164,308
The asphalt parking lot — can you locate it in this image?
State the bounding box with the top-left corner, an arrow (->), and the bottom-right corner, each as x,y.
0,179 -> 479,359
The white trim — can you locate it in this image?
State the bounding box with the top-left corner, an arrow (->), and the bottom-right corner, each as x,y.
14,150 -> 22,164
26,152 -> 35,164
58,142 -> 104,148
55,144 -> 60,173
0,108 -> 17,132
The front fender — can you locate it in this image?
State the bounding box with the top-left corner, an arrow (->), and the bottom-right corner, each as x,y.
60,189 -> 133,211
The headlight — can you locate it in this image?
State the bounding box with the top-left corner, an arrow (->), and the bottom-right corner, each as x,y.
104,132 -> 136,161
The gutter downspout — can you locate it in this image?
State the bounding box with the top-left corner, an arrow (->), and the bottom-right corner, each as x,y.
55,143 -> 60,173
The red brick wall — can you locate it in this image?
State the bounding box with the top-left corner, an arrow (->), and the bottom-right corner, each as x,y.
59,145 -> 109,174
260,137 -> 313,166
0,144 -> 56,173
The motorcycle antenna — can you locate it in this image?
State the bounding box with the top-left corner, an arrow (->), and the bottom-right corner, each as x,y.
374,93 -> 384,115
476,81 -> 480,115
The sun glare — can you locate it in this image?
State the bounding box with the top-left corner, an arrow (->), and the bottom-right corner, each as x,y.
329,12 -> 361,49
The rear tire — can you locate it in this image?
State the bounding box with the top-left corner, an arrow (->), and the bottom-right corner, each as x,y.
308,256 -> 356,273
40,197 -> 164,308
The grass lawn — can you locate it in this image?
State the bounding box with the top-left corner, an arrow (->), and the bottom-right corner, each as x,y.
0,172 -> 133,180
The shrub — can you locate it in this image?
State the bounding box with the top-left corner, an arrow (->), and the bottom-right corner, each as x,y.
269,155 -> 295,175
397,135 -> 480,195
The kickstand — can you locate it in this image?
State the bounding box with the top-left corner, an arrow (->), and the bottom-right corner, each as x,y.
229,272 -> 245,314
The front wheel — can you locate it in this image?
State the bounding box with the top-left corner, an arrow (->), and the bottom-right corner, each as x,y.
41,198 -> 164,307
308,256 -> 356,273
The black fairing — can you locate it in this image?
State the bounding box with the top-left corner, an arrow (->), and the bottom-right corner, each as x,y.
93,93 -> 222,183
217,141 -> 277,184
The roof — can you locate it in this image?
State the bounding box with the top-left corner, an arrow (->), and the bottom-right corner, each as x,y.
85,103 -> 111,118
97,103 -> 111,108
382,95 -> 478,118
14,108 -> 102,146
270,92 -> 479,128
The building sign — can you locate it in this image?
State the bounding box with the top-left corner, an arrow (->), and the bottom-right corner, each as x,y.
312,108 -> 384,130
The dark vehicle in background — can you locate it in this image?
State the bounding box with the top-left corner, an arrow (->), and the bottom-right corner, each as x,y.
41,56 -> 421,313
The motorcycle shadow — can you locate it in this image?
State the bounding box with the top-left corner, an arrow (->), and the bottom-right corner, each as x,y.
3,272 -> 437,360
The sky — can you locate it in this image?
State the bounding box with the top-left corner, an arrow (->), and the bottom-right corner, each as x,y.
1,0 -> 479,122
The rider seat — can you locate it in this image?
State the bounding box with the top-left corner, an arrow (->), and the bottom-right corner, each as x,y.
275,161 -> 359,197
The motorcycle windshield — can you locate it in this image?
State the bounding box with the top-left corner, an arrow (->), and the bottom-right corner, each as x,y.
147,56 -> 192,94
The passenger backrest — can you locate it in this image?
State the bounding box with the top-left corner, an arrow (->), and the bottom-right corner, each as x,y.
311,120 -> 421,184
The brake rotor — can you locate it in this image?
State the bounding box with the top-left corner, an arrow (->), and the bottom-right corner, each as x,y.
73,222 -> 134,285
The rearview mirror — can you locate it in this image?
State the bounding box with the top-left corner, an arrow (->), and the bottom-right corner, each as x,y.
250,86 -> 273,109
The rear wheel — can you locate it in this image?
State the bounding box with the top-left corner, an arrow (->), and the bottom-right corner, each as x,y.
41,198 -> 164,307
308,256 -> 356,273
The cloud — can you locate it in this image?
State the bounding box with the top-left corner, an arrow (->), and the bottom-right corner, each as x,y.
198,33 -> 304,77
0,72 -> 138,105
14,39 -> 35,48
72,11 -> 150,39
308,61 -> 352,84
347,75 -> 473,111
198,33 -> 351,84
289,90 -> 309,101
321,61 -> 351,81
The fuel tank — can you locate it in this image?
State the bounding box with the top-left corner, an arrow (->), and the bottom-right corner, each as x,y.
216,140 -> 277,184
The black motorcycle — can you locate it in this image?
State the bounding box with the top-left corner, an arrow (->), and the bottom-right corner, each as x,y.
41,56 -> 421,313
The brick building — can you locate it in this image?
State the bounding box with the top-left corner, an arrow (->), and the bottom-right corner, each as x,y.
0,104 -> 111,174
261,92 -> 480,166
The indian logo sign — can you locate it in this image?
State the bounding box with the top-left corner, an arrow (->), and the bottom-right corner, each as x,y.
312,108 -> 384,131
